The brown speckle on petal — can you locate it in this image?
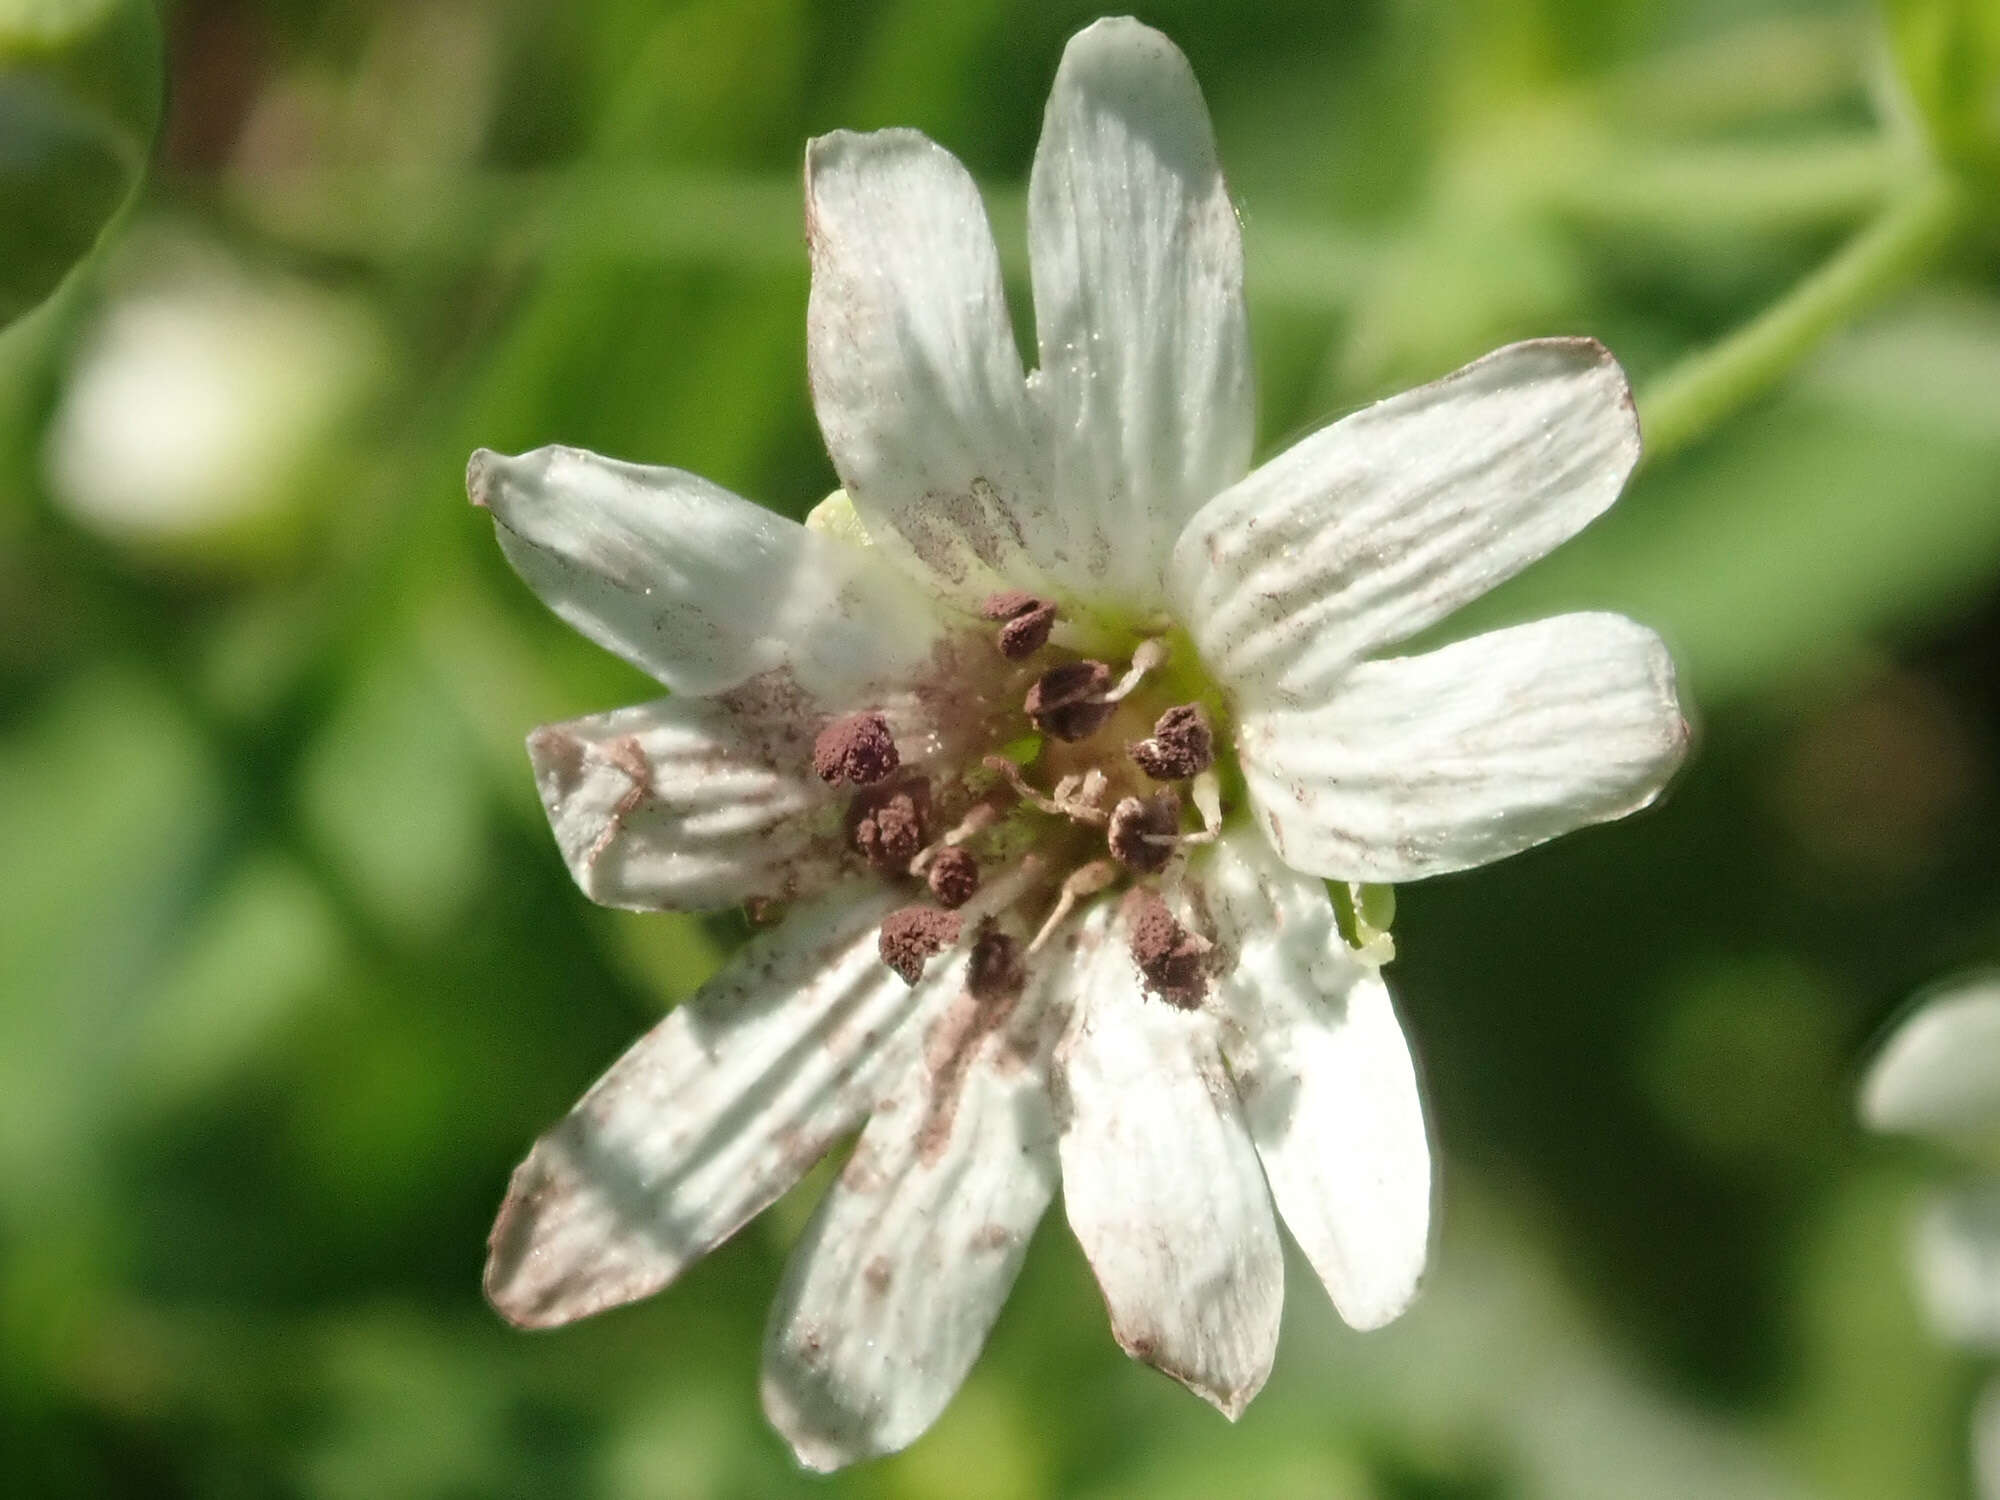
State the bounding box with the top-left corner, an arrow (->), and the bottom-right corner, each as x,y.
916,927 -> 1029,1165
813,711 -> 899,786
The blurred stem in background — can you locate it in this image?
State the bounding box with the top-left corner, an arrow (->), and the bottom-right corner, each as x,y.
1639,169 -> 1965,464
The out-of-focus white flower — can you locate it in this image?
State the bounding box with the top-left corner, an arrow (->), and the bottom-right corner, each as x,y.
45,234 -> 381,553
1862,974 -> 2000,1497
469,17 -> 1687,1471
1864,977 -> 2000,1146
1862,975 -> 2000,1348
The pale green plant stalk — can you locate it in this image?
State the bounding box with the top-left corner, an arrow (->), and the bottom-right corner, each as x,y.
1637,170 -> 1965,464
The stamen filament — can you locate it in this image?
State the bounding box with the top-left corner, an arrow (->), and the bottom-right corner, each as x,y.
1099,638 -> 1170,704
984,755 -> 1069,817
984,756 -> 1109,825
1029,860 -> 1117,953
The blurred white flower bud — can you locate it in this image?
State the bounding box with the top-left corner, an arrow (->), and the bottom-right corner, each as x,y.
44,232 -> 382,557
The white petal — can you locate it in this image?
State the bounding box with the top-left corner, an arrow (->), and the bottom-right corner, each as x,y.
484,882 -> 953,1328
1053,903 -> 1282,1416
1911,1186 -> 2000,1351
805,129 -> 1059,608
527,696 -> 846,913
1861,977 -> 2000,1139
1170,338 -> 1640,704
1238,613 -> 1687,883
761,964 -> 1062,1470
469,444 -> 949,700
1027,17 -> 1253,613
1200,832 -> 1431,1330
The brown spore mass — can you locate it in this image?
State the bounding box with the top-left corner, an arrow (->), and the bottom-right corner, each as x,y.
979,590 -> 1058,659
850,780 -> 930,871
979,590 -> 1037,621
966,925 -> 1026,1005
1123,887 -> 1207,1008
1129,702 -> 1214,782
879,905 -> 963,985
1024,660 -> 1114,742
926,846 -> 981,908
814,711 -> 899,786
1107,791 -> 1181,874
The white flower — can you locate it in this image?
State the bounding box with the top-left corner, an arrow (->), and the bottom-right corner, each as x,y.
1861,975 -> 2000,1499
46,233 -> 382,553
1863,975 -> 2000,1349
467,17 -> 1687,1471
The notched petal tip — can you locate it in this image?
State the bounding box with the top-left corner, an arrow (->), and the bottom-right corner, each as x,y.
1627,621 -> 1695,804
1514,333 -> 1640,455
1065,13 -> 1188,69
481,1151 -> 579,1331
464,444 -> 562,521
803,126 -> 947,214
760,1364 -> 883,1474
480,1128 -> 682,1333
1112,1322 -> 1266,1420
466,447 -> 498,508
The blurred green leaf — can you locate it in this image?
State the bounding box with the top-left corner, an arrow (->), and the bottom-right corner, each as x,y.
298,649 -> 494,940
1883,0 -> 2000,184
0,0 -> 120,52
0,666 -> 218,1203
0,0 -> 160,328
1783,1170 -> 1964,1500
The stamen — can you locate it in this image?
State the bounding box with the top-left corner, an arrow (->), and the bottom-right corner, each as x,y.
1107,791 -> 1181,874
1122,886 -> 1210,1009
814,711 -> 900,786
926,846 -> 981,908
980,589 -> 1037,620
1129,702 -> 1214,782
1141,769 -> 1223,850
1099,638 -> 1170,704
984,755 -> 1071,818
1051,768 -> 1111,824
983,756 -> 1106,825
879,906 -> 963,986
980,590 -> 1059,660
1024,660 -> 1116,742
967,924 -> 1026,1004
1028,860 -> 1117,954
1191,770 -> 1222,836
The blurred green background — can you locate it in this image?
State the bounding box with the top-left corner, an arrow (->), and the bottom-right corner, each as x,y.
5,0 -> 2000,1495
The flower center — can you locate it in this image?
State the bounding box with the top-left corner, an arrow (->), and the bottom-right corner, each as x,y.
808,592 -> 1230,1004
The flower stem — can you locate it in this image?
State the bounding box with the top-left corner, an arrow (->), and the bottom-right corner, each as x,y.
1636,171 -> 1963,465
